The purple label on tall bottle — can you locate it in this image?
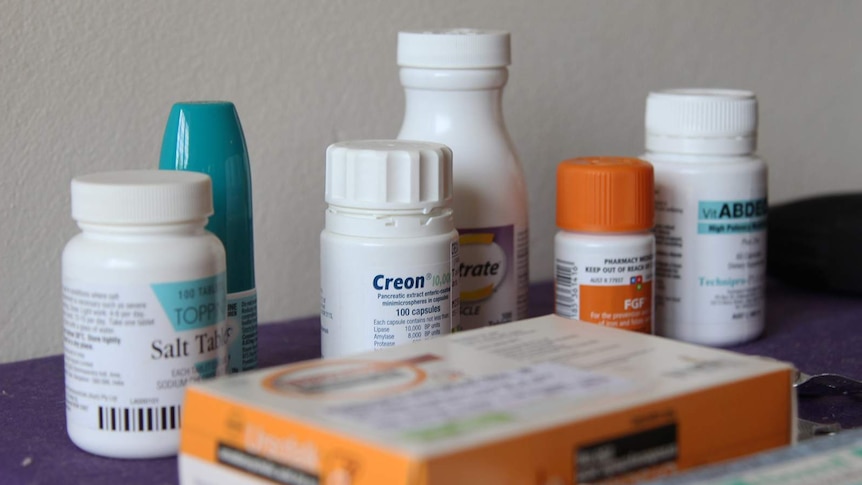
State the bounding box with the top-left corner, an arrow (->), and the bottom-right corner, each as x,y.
457,225 -> 520,329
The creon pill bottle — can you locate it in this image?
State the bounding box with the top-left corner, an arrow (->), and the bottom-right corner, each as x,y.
397,29 -> 528,330
63,170 -> 227,458
643,89 -> 767,346
320,140 -> 459,358
555,157 -> 655,334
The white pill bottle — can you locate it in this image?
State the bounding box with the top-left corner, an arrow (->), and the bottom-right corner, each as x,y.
320,140 -> 459,358
643,89 -> 768,346
397,29 -> 529,330
63,170 -> 227,458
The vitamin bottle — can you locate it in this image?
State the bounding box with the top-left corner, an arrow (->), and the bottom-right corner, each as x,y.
63,170 -> 227,458
555,157 -> 655,333
396,29 -> 528,330
320,140 -> 459,358
160,101 -> 258,373
643,89 -> 767,345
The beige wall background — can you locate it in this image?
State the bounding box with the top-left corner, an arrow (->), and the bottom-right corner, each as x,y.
2,0 -> 860,363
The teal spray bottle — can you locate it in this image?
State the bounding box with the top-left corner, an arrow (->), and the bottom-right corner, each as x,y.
159,102 -> 258,372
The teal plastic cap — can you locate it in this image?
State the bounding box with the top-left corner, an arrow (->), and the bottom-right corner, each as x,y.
159,101 -> 255,293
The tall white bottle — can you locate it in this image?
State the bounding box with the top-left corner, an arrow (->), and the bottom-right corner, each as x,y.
643,89 -> 767,346
397,29 -> 529,330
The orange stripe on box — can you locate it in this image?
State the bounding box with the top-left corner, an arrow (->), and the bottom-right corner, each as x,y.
181,387 -> 419,484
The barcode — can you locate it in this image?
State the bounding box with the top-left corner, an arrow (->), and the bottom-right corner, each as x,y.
97,405 -> 181,432
555,260 -> 577,317
556,264 -> 573,288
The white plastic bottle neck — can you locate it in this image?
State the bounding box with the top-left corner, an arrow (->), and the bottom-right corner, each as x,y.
77,219 -> 208,237
325,206 -> 454,239
560,228 -> 654,238
399,67 -> 508,133
643,149 -> 758,165
645,139 -> 756,157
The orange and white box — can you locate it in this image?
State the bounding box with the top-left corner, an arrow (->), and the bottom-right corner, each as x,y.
179,314 -> 795,485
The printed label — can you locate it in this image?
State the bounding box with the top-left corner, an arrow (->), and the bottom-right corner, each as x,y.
696,198 -> 767,322
555,251 -> 654,333
697,199 -> 768,234
63,273 -> 227,432
319,235 -> 458,357
368,244 -> 458,349
654,187 -> 767,333
227,289 -> 257,373
264,355 -> 438,399
323,362 -> 632,439
458,225 -> 528,329
217,444 -> 319,485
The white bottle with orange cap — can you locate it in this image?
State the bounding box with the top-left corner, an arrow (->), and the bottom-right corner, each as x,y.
554,157 -> 655,334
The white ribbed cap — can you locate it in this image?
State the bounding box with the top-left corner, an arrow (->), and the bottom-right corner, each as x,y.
71,170 -> 213,224
325,140 -> 453,211
646,89 -> 758,155
397,29 -> 510,68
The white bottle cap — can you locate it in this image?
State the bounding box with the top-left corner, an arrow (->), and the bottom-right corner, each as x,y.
397,29 -> 510,68
645,89 -> 758,155
325,140 -> 453,211
71,170 -> 213,224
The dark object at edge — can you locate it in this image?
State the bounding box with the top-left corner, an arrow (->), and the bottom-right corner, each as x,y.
768,193 -> 862,294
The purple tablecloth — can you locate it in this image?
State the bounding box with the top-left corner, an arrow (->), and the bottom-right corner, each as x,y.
2,279 -> 861,484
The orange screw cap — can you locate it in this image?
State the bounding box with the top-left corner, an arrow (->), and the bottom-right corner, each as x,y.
556,157 -> 654,233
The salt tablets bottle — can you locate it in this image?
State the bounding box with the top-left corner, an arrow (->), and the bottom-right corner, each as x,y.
320,140 -> 459,358
63,170 -> 227,458
643,89 -> 767,346
555,157 -> 655,333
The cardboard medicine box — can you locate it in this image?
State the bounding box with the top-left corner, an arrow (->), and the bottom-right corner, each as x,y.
179,314 -> 796,484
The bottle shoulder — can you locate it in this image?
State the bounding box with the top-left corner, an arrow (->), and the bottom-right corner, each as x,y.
643,152 -> 766,176
399,122 -> 516,158
398,70 -> 527,229
322,209 -> 456,240
643,151 -> 765,166
63,232 -> 226,281
555,230 -> 654,245
398,125 -> 528,229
